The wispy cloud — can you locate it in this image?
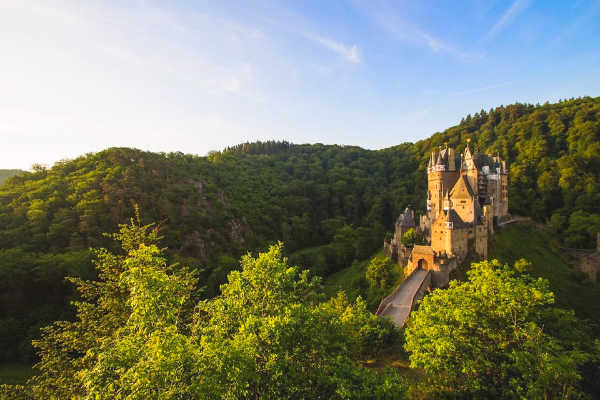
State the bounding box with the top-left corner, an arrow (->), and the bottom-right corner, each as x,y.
352,1 -> 482,62
259,8 -> 361,64
383,15 -> 481,62
304,33 -> 361,63
482,0 -> 533,42
416,30 -> 451,54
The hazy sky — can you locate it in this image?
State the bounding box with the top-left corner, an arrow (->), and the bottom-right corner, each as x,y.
2,0 -> 599,169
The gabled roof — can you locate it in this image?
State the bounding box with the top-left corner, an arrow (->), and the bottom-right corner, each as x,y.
450,175 -> 475,199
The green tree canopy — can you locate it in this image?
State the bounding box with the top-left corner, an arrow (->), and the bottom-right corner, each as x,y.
189,243 -> 404,399
27,222 -> 406,399
400,228 -> 423,248
365,255 -> 395,292
404,259 -> 595,399
29,216 -> 195,399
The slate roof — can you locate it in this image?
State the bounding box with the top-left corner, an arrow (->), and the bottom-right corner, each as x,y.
429,146 -> 505,174
439,148 -> 449,162
439,209 -> 472,229
472,153 -> 505,172
396,207 -> 415,227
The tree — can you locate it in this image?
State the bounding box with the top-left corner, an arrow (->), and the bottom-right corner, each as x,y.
400,228 -> 423,248
78,243 -> 198,399
331,225 -> 358,267
565,210 -> 600,248
190,243 -> 407,399
404,259 -> 593,399
365,255 -> 394,292
513,257 -> 532,273
30,215 -> 198,399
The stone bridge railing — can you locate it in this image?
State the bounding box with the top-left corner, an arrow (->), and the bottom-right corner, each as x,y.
410,270 -> 431,312
375,279 -> 405,316
375,269 -> 432,327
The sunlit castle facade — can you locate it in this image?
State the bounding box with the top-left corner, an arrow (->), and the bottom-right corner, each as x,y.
407,142 -> 509,287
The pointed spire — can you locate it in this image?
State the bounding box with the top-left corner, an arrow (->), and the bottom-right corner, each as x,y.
448,147 -> 456,171
464,139 -> 472,160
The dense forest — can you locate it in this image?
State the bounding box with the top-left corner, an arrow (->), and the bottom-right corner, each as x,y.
3,219 -> 597,399
1,96 -> 599,367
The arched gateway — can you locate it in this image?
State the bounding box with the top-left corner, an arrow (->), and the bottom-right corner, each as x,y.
410,245 -> 434,274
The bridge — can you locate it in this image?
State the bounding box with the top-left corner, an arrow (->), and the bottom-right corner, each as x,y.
375,269 -> 431,327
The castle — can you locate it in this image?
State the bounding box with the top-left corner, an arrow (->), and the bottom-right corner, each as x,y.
385,142 -> 509,287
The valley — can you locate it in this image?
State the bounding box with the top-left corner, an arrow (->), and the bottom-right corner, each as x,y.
1,97 -> 600,398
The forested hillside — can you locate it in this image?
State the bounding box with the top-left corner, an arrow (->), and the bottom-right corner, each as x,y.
0,170 -> 23,185
1,96 -> 599,363
0,144 -> 422,362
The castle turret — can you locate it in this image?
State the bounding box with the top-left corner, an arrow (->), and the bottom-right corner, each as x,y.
462,143 -> 479,196
447,147 -> 456,171
426,146 -> 461,230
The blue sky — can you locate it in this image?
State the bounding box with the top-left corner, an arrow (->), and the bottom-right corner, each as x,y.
2,0 -> 599,169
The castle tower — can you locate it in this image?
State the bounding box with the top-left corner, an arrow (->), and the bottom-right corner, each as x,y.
462,142 -> 479,196
447,146 -> 456,171
427,170 -> 443,221
427,146 -> 460,223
